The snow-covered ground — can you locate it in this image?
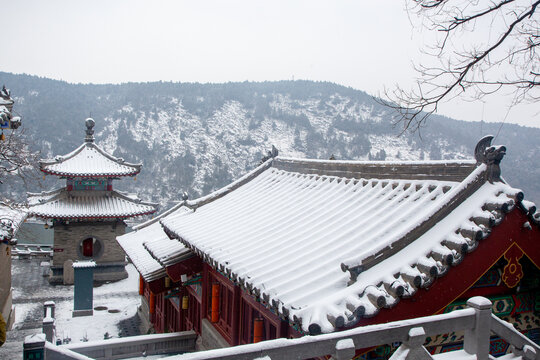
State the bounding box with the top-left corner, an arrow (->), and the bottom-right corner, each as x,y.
2,258 -> 142,359
53,264 -> 140,343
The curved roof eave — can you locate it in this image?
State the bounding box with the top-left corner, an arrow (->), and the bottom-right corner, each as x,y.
39,142 -> 142,178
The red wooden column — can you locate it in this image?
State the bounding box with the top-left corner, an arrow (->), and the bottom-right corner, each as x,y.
139,275 -> 144,295
201,263 -> 209,321
149,292 -> 156,314
204,266 -> 240,344
231,284 -> 241,345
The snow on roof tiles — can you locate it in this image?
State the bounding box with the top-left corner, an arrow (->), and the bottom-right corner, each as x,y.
40,142 -> 141,178
160,151 -> 527,334
117,204 -> 192,281
27,189 -> 157,219
144,234 -> 192,267
117,221 -> 167,282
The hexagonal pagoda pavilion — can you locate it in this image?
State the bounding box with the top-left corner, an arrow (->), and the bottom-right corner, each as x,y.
28,118 -> 158,284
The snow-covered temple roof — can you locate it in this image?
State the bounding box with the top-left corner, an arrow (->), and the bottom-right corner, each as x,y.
131,136 -> 537,334
0,203 -> 28,242
39,118 -> 141,178
117,221 -> 167,282
27,188 -> 157,220
144,233 -> 192,268
117,205 -> 191,282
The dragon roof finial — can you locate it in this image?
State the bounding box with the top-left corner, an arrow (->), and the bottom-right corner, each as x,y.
474,135 -> 506,183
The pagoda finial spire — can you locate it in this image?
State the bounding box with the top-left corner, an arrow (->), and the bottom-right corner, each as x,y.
85,118 -> 95,142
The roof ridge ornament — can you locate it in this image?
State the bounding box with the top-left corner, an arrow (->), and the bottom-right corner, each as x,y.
474,135 -> 506,183
85,118 -> 95,143
260,145 -> 279,164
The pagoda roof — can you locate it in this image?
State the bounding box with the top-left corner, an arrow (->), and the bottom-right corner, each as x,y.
27,188 -> 158,220
40,142 -> 141,178
39,118 -> 141,178
155,136 -> 538,334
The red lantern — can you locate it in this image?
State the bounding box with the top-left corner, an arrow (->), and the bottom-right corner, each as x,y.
254,318 -> 264,343
211,283 -> 220,323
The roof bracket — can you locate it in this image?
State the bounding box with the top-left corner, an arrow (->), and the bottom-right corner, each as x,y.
260,145 -> 279,163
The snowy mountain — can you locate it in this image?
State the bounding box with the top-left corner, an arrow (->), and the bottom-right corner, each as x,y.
1,72 -> 539,211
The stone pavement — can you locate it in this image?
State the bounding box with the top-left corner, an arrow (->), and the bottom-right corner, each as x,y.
0,257 -> 143,360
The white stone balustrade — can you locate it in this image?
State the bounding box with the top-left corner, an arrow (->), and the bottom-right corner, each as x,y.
167,297 -> 539,360
24,297 -> 539,360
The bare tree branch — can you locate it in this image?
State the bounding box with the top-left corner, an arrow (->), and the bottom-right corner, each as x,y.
383,0 -> 540,130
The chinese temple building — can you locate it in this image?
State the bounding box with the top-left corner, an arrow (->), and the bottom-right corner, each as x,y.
29,118 -> 157,284
118,136 -> 540,358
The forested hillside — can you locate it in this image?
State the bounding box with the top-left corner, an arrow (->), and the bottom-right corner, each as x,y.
1,72 -> 538,211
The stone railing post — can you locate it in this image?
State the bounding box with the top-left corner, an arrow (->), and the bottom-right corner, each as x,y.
389,327 -> 433,360
43,301 -> 56,343
23,333 -> 46,360
333,338 -> 355,360
44,301 -> 55,319
464,296 -> 492,360
43,317 -> 55,343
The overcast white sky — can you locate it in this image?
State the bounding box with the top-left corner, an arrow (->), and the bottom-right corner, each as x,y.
1,0 -> 538,127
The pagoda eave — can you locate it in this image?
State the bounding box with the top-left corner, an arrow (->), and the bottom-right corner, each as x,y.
27,187 -> 158,221
40,168 -> 140,178
33,211 -> 157,221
